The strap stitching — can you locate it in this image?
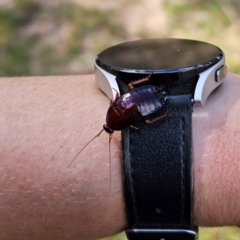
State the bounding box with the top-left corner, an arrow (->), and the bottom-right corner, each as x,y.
181,108 -> 186,225
129,130 -> 139,224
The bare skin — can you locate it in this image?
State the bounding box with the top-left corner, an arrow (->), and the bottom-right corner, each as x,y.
0,73 -> 240,240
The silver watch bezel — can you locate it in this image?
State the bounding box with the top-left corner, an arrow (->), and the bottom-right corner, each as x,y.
95,54 -> 227,107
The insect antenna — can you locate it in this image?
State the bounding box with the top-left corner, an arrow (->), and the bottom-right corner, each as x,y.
68,128 -> 105,167
109,133 -> 112,191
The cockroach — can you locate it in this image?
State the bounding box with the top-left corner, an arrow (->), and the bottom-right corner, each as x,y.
68,71 -> 170,181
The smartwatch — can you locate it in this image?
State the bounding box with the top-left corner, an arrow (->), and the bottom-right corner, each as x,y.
94,38 -> 227,240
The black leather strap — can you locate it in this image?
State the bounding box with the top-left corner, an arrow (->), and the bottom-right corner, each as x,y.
122,94 -> 197,240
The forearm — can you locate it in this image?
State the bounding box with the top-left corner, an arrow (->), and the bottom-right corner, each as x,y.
0,75 -> 126,240
0,73 -> 240,240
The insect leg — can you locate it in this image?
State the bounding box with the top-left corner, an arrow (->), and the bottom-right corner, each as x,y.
109,88 -> 120,107
128,70 -> 154,90
109,133 -> 112,191
146,112 -> 185,125
129,125 -> 139,130
112,88 -> 120,99
130,125 -> 141,139
144,113 -> 173,124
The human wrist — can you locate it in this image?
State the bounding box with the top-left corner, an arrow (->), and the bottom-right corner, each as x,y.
193,72 -> 240,226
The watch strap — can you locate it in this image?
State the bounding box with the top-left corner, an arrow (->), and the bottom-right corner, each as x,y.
122,94 -> 197,240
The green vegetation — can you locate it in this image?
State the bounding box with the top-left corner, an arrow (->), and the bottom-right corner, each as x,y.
59,4 -> 125,58
163,0 -> 240,73
0,0 -> 126,76
200,227 -> 240,240
0,0 -> 41,76
0,0 -> 239,76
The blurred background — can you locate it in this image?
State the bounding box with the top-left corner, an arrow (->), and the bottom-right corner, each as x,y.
0,0 -> 239,76
0,0 -> 239,239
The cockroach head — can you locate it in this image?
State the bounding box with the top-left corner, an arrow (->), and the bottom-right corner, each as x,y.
103,124 -> 114,134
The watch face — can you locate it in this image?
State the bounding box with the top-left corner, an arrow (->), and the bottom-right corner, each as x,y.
96,38 -> 222,74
